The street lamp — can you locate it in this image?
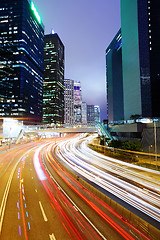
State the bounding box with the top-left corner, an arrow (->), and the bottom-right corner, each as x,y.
149,144 -> 152,164
154,121 -> 158,170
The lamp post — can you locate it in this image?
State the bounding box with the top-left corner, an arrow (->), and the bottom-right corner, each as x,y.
149,144 -> 152,164
154,121 -> 158,170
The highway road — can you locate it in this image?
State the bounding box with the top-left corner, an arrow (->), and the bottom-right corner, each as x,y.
53,134 -> 160,227
0,135 -> 157,239
0,140 -> 77,239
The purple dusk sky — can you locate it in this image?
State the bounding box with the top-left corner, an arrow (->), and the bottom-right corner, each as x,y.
33,0 -> 121,121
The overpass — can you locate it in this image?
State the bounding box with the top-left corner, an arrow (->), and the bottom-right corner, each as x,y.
25,123 -> 113,136
26,125 -> 97,134
1,120 -> 113,143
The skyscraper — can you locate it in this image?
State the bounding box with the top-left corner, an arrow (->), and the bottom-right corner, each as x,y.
64,79 -> 74,125
0,0 -> 44,122
87,105 -> 100,124
81,102 -> 87,124
74,81 -> 82,124
107,1 -> 160,123
106,29 -> 124,123
43,33 -> 64,124
121,0 -> 160,119
94,105 -> 101,123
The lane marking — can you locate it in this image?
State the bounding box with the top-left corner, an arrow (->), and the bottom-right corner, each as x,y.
42,157 -> 107,240
0,158 -> 22,233
49,233 -> 56,240
39,201 -> 48,222
19,225 -> 21,236
0,146 -> 35,235
28,222 -> 31,230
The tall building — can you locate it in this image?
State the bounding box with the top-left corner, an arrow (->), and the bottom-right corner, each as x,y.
0,0 -> 44,122
81,102 -> 87,124
121,0 -> 160,119
107,1 -> 160,123
106,29 -> 124,123
43,33 -> 64,124
87,105 -> 100,124
94,105 -> 101,123
74,81 -> 82,124
64,79 -> 74,125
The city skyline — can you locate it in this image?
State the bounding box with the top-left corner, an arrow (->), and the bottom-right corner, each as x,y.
33,0 -> 121,120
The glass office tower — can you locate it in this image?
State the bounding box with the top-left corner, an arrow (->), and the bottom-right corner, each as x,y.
0,0 -> 44,122
64,79 -> 74,125
121,0 -> 160,119
81,102 -> 87,124
74,81 -> 82,124
43,33 -> 64,124
94,105 -> 100,123
87,105 -> 100,124
106,29 -> 124,123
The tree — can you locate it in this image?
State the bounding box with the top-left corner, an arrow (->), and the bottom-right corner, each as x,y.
121,141 -> 141,151
130,114 -> 141,122
108,139 -> 122,148
100,135 -> 105,145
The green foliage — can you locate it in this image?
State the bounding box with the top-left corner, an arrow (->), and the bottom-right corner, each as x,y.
108,139 -> 141,152
121,141 -> 141,151
108,139 -> 122,148
100,135 -> 105,145
130,114 -> 141,121
100,139 -> 104,145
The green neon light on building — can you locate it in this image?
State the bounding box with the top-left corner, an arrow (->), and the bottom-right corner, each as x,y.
31,2 -> 41,24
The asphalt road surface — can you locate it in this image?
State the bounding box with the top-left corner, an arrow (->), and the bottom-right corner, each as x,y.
0,136 -> 157,239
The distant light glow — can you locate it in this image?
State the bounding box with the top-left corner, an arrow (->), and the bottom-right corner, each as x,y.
31,2 -> 41,24
139,118 -> 153,123
51,29 -> 55,34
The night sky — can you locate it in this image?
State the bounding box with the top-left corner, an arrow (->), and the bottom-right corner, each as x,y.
33,0 -> 121,121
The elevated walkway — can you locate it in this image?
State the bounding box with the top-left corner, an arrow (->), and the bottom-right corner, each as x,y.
25,125 -> 97,134
96,122 -> 113,141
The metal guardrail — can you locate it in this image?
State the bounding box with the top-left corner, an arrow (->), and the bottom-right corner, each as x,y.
89,143 -> 160,171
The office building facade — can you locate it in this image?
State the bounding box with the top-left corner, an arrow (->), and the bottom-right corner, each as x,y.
107,1 -> 160,123
74,81 -> 82,124
64,79 -> 74,125
106,29 -> 124,123
82,102 -> 87,124
43,33 -> 64,124
121,0 -> 160,119
87,105 -> 100,124
94,105 -> 100,123
0,0 -> 44,122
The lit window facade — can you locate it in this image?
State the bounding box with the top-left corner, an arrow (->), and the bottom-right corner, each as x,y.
87,105 -> 100,124
0,0 -> 44,122
43,33 -> 64,124
121,0 -> 160,119
64,79 -> 74,125
82,102 -> 87,124
74,81 -> 82,124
